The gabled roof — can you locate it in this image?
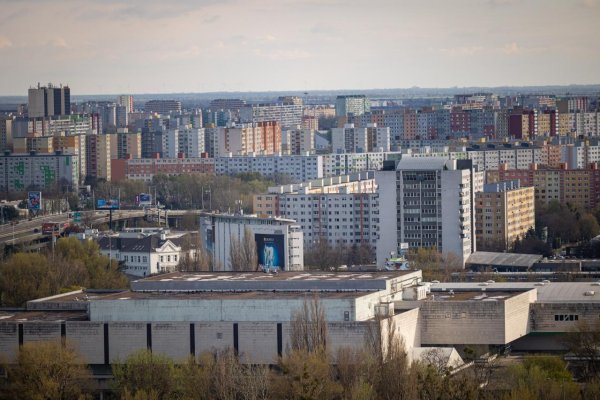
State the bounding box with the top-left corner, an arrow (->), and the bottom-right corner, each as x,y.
98,235 -> 185,253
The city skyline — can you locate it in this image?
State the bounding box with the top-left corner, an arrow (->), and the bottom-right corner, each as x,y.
0,0 -> 599,95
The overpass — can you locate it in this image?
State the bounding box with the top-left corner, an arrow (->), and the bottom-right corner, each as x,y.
0,209 -> 205,247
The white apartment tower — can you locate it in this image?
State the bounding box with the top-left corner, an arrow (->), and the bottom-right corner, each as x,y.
395,157 -> 483,266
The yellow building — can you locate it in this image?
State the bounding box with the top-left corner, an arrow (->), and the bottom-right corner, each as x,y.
475,180 -> 535,251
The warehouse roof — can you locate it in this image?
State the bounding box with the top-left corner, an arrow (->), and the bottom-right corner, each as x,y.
430,281 -> 600,303
132,270 -> 421,292
466,252 -> 542,270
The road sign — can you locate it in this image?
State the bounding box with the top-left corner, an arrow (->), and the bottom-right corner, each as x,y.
73,212 -> 81,223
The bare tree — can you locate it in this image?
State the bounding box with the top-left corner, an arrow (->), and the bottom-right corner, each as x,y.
178,233 -> 212,272
563,319 -> 600,379
363,315 -> 417,400
229,227 -> 258,271
290,296 -> 328,354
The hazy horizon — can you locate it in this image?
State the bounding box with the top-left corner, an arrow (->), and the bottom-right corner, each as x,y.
1,0 -> 599,96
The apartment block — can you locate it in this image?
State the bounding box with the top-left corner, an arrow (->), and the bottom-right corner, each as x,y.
216,122 -> 281,156
86,134 -> 112,181
254,172 -> 379,249
0,152 -> 79,192
395,157 -> 483,266
215,154 -> 323,182
281,128 -> 314,155
475,180 -> 535,251
239,103 -> 303,128
488,163 -> 600,209
115,155 -> 214,182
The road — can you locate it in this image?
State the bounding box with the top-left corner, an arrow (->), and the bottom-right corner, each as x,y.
0,209 -> 204,245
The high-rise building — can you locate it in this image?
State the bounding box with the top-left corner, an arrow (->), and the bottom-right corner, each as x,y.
239,103 -> 303,128
335,95 -> 370,117
475,180 -> 535,252
27,83 -> 71,118
394,157 -> 483,266
116,95 -> 134,114
144,100 -> 182,114
86,134 -> 112,181
162,126 -> 205,158
0,117 -> 12,151
216,122 -> 281,156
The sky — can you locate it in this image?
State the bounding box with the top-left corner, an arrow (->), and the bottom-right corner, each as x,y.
0,0 -> 599,95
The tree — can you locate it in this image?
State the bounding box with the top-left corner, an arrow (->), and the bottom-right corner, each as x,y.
0,341 -> 93,400
504,355 -> 580,400
290,296 -> 328,354
229,226 -> 258,271
563,319 -> 600,379
112,350 -> 178,399
178,233 -> 212,272
363,316 -> 417,400
0,252 -> 51,306
272,350 -> 343,400
303,240 -> 346,271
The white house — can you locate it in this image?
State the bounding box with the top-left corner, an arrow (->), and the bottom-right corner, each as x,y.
98,231 -> 196,277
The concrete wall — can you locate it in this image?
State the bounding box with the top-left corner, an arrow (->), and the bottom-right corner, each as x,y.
152,323 -> 190,362
419,300 -> 506,345
66,322 -> 105,364
195,322 -> 234,355
0,323 -> 18,362
530,302 -> 600,333
504,290 -> 536,343
23,323 -> 61,343
108,322 -> 147,362
238,322 -> 278,364
90,298 -> 358,323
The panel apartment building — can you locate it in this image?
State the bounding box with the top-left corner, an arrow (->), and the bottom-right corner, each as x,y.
475,180 -> 535,251
0,152 -> 79,192
385,157 -> 484,266
253,172 -> 379,250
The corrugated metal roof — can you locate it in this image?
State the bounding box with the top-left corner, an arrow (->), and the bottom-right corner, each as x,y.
467,252 -> 542,269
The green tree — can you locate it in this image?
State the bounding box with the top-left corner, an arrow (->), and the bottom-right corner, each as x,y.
0,341 -> 93,400
0,252 -> 51,306
112,350 -> 178,399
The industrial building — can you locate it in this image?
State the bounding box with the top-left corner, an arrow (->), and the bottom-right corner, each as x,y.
1,270 -> 599,368
201,214 -> 304,271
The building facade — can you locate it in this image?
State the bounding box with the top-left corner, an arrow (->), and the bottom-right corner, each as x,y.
475,180 -> 535,251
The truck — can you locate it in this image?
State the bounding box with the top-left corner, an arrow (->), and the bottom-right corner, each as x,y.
41,222 -> 69,235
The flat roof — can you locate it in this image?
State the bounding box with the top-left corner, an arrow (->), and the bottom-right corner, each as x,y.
92,290 -> 367,301
467,252 -> 542,269
430,282 -> 600,303
132,271 -> 417,293
0,310 -> 88,322
425,290 -> 522,302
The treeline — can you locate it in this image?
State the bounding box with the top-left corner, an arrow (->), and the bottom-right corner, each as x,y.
3,303 -> 600,400
304,240 -> 375,270
0,237 -> 127,307
90,172 -> 291,214
511,200 -> 600,257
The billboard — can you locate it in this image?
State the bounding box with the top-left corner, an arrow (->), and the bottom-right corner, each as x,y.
137,193 -> 152,206
96,198 -> 120,210
255,234 -> 285,270
27,191 -> 42,210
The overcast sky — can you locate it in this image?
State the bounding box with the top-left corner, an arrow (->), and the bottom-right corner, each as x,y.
0,0 -> 599,95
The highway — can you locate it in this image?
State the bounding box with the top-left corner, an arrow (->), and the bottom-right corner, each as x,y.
0,209 -> 205,245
